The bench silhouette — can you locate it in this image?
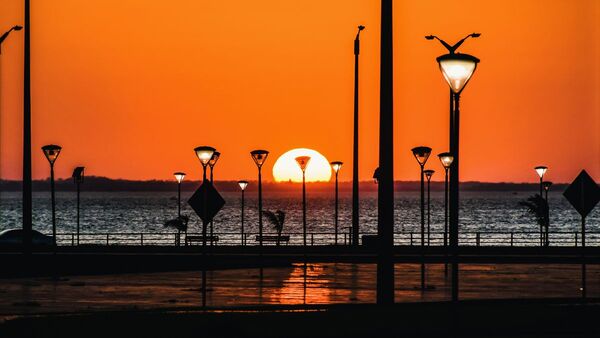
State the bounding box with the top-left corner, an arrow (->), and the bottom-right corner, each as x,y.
185,235 -> 219,245
255,235 -> 290,245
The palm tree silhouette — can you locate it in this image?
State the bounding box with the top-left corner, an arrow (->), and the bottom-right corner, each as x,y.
519,194 -> 549,246
164,215 -> 189,246
262,210 -> 286,246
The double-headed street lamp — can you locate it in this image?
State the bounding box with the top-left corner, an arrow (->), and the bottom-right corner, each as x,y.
42,145 -> 62,245
296,156 -> 311,247
72,167 -> 84,245
238,180 -> 249,246
330,161 -> 343,245
412,146 -> 432,291
194,146 -> 215,247
251,150 -> 269,247
424,169 -> 435,246
438,152 -> 454,276
427,33 -> 480,302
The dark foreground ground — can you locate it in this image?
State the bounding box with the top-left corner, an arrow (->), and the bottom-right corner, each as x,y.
2,300 -> 600,338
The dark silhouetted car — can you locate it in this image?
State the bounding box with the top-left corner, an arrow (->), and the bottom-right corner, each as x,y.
0,229 -> 54,246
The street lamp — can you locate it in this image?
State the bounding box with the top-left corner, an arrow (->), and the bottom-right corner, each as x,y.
543,181 -> 552,247
534,165 -> 548,246
72,167 -> 84,245
173,172 -> 186,246
208,152 -> 221,245
427,32 -> 480,302
42,144 -> 62,245
330,161 -> 343,245
238,180 -> 249,246
424,169 -> 435,246
194,146 -> 215,247
251,150 -> 269,247
412,146 -> 431,291
438,152 -> 453,276
352,25 -> 365,248
535,166 -> 548,196
296,156 -> 311,247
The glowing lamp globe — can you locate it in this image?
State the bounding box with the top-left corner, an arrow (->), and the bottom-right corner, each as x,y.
194,146 -> 216,166
412,146 -> 432,166
437,53 -> 479,94
250,150 -> 269,168
272,148 -> 331,183
174,172 -> 186,183
42,144 -> 62,165
238,180 -> 249,191
330,161 -> 343,173
438,152 -> 454,169
535,166 -> 548,178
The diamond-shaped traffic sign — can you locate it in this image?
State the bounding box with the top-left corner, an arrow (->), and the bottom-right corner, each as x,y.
563,170 -> 600,218
188,181 -> 225,224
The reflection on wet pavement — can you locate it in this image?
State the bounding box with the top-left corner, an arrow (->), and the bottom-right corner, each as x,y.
1,263 -> 598,316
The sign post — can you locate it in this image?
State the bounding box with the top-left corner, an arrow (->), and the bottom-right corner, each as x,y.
563,170 -> 600,299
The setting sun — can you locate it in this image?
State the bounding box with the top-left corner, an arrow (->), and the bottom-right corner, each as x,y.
272,149 -> 332,183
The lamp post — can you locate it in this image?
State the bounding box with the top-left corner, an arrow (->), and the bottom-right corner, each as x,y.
352,25 -> 365,247
251,150 -> 269,247
238,180 -> 248,246
427,33 -> 480,302
72,167 -> 84,246
194,146 -> 215,247
412,146 -> 431,291
424,169 -> 435,246
208,152 -> 221,245
42,145 -> 62,245
543,181 -> 552,247
535,166 -> 548,246
296,156 -> 311,247
174,172 -> 185,246
330,161 -> 343,245
438,152 -> 453,276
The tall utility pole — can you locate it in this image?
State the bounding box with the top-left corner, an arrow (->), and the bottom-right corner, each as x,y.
23,0 -> 32,254
377,0 -> 395,305
352,25 -> 364,246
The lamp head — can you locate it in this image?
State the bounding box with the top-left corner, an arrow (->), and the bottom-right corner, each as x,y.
295,156 -> 311,172
425,35 -> 435,40
437,53 -> 480,94
208,151 -> 221,168
471,32 -> 481,38
534,166 -> 548,178
250,149 -> 269,168
424,169 -> 435,180
373,167 -> 380,184
72,166 -> 85,184
13,26 -> 23,31
358,25 -> 365,31
411,146 -> 432,166
194,146 -> 215,166
174,172 -> 186,183
238,180 -> 249,191
42,144 -> 62,165
437,152 -> 454,169
543,181 -> 553,191
330,161 -> 343,173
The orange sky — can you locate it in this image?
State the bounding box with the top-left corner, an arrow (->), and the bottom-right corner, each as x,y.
0,0 -> 598,183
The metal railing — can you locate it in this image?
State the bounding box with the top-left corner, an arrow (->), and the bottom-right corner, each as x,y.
54,231 -> 600,247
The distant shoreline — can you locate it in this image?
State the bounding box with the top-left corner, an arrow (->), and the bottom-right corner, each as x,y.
0,176 -> 566,193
